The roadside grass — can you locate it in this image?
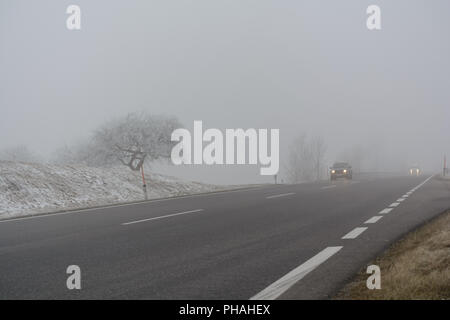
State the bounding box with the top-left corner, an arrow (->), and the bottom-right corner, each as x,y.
335,210 -> 450,300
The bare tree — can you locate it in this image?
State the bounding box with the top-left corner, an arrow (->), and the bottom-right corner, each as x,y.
52,113 -> 182,171
285,134 -> 327,183
310,136 -> 327,180
337,144 -> 365,173
286,134 -> 312,183
89,113 -> 181,171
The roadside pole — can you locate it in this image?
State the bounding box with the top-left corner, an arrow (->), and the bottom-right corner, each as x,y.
444,155 -> 447,177
141,165 -> 148,200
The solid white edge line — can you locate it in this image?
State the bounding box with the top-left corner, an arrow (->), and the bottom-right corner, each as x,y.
365,216 -> 383,224
250,246 -> 343,300
122,209 -> 204,225
342,227 -> 368,239
266,192 -> 295,199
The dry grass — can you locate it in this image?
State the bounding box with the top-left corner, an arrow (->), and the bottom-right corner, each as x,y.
336,211 -> 450,300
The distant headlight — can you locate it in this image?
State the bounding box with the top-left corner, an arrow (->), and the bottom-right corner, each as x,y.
331,170 -> 335,173
343,169 -> 347,173
416,169 -> 420,173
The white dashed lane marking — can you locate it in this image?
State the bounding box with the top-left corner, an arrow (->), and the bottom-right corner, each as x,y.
250,246 -> 343,300
266,193 -> 295,199
342,227 -> 368,239
365,216 -> 383,224
250,175 -> 435,300
122,209 -> 204,225
389,202 -> 400,207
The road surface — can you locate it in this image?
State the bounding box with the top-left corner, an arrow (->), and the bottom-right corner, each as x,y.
1,174 -> 449,299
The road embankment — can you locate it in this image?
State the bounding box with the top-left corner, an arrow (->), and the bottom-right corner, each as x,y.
335,209 -> 450,299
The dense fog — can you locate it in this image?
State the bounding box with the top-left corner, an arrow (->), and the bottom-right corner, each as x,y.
1,1 -> 449,184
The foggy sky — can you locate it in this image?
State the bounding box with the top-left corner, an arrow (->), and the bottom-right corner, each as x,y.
1,0 -> 450,184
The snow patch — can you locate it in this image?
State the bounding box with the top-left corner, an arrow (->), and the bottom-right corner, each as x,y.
0,161 -> 225,219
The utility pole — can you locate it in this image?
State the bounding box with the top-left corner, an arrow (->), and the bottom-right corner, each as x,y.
141,165 -> 148,200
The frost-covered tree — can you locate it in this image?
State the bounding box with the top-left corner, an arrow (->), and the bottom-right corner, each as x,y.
88,113 -> 181,171
52,113 -> 182,171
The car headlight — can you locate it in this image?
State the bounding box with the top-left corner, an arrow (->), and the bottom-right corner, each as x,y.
331,170 -> 335,173
343,169 -> 347,173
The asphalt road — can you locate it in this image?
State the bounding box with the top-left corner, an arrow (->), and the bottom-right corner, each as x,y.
1,174 -> 449,299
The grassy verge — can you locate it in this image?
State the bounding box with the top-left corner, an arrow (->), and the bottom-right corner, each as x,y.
335,210 -> 450,300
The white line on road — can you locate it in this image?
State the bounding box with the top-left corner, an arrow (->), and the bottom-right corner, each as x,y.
266,193 -> 295,199
403,195 -> 409,198
365,216 -> 383,224
414,175 -> 434,189
321,185 -> 336,189
379,208 -> 393,214
342,227 -> 368,239
389,202 -> 400,207
396,198 -> 405,202
122,209 -> 204,225
250,246 -> 343,300
0,186 -> 264,224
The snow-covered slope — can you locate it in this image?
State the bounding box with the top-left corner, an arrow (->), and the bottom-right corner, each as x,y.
0,161 -> 224,219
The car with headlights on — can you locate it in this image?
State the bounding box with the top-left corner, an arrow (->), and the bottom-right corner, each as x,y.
330,162 -> 352,180
409,166 -> 421,176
